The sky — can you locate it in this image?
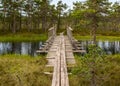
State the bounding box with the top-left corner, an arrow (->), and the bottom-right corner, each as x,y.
51,0 -> 120,9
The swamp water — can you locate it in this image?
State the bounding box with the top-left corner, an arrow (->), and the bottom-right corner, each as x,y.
80,40 -> 120,54
0,40 -> 120,56
0,42 -> 44,56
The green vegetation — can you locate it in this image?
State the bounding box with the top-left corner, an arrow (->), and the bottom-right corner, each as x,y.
0,54 -> 52,86
69,1 -> 120,34
0,0 -> 120,85
0,33 -> 47,42
74,35 -> 120,41
73,29 -> 120,41
69,54 -> 120,86
0,0 -> 66,34
73,29 -> 120,36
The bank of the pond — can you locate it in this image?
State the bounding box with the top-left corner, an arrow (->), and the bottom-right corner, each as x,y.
69,54 -> 120,86
0,33 -> 47,42
74,35 -> 120,41
0,54 -> 52,86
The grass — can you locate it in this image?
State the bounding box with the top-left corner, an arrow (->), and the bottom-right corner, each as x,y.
0,33 -> 47,42
0,54 -> 52,86
72,28 -> 120,41
69,54 -> 120,86
73,28 -> 120,36
74,35 -> 120,41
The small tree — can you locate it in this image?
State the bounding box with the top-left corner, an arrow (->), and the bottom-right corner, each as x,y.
72,45 -> 106,86
56,1 -> 67,30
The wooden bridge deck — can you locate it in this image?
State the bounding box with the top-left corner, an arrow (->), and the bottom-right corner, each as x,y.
46,34 -> 78,86
36,27 -> 86,86
51,35 -> 69,86
46,36 -> 75,67
37,36 -> 85,86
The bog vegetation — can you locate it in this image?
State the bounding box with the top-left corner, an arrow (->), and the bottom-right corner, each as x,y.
0,0 -> 120,86
70,53 -> 120,86
0,0 -> 120,34
0,54 -> 52,86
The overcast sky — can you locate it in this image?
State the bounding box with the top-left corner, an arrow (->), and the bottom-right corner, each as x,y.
51,0 -> 120,9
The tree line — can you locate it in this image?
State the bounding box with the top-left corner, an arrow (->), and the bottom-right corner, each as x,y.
0,0 -> 67,33
0,0 -> 120,34
69,0 -> 120,32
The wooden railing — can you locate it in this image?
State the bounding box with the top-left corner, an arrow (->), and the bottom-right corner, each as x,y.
67,27 -> 83,51
48,26 -> 56,39
36,26 -> 56,53
44,26 -> 56,51
67,27 -> 73,42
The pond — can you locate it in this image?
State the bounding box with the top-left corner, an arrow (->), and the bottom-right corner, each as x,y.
0,40 -> 120,56
80,40 -> 120,55
0,42 -> 44,56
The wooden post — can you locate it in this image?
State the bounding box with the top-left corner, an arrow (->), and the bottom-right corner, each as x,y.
67,27 -> 73,44
67,27 -> 80,50
48,26 -> 56,39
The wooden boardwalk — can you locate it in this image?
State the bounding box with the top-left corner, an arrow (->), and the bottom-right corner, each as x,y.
36,27 -> 86,86
51,34 -> 69,86
46,35 -> 75,67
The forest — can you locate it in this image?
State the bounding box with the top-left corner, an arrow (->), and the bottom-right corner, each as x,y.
0,0 -> 120,86
0,0 -> 120,34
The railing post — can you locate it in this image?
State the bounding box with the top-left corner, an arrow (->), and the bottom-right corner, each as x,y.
48,26 -> 56,39
67,27 -> 73,42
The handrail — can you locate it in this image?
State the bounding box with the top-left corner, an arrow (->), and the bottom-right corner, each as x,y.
67,27 -> 78,50
42,26 -> 56,51
67,27 -> 73,41
48,26 -> 56,39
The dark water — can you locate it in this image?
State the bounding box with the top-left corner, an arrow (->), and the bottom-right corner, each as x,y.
80,40 -> 120,55
0,40 -> 120,56
0,42 -> 43,56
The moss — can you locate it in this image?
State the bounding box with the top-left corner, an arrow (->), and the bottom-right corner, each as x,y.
0,54 -> 51,86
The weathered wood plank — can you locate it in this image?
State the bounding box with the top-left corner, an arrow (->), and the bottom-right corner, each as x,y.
51,35 -> 69,86
51,36 -> 61,86
60,35 -> 69,86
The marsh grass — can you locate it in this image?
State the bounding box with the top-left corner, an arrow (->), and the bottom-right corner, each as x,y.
73,28 -> 120,36
69,54 -> 120,86
0,54 -> 52,86
0,33 -> 47,42
74,35 -> 120,41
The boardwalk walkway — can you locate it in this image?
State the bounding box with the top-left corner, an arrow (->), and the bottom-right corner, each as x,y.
36,27 -> 85,86
46,35 -> 75,67
51,34 -> 69,86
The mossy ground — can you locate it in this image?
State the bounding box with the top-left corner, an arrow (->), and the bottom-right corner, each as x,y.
69,54 -> 120,86
0,54 -> 52,86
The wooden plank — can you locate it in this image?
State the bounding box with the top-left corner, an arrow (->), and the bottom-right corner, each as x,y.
60,35 -> 69,86
73,50 -> 86,53
51,36 -> 61,86
51,35 -> 69,86
36,50 -> 48,53
64,36 -> 76,64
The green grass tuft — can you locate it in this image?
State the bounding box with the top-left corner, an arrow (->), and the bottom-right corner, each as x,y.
0,54 -> 52,86
69,54 -> 120,86
0,33 -> 47,42
74,35 -> 120,41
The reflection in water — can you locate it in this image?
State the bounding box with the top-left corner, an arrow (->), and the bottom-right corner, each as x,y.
0,42 -> 43,56
0,41 -> 120,56
80,40 -> 120,55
